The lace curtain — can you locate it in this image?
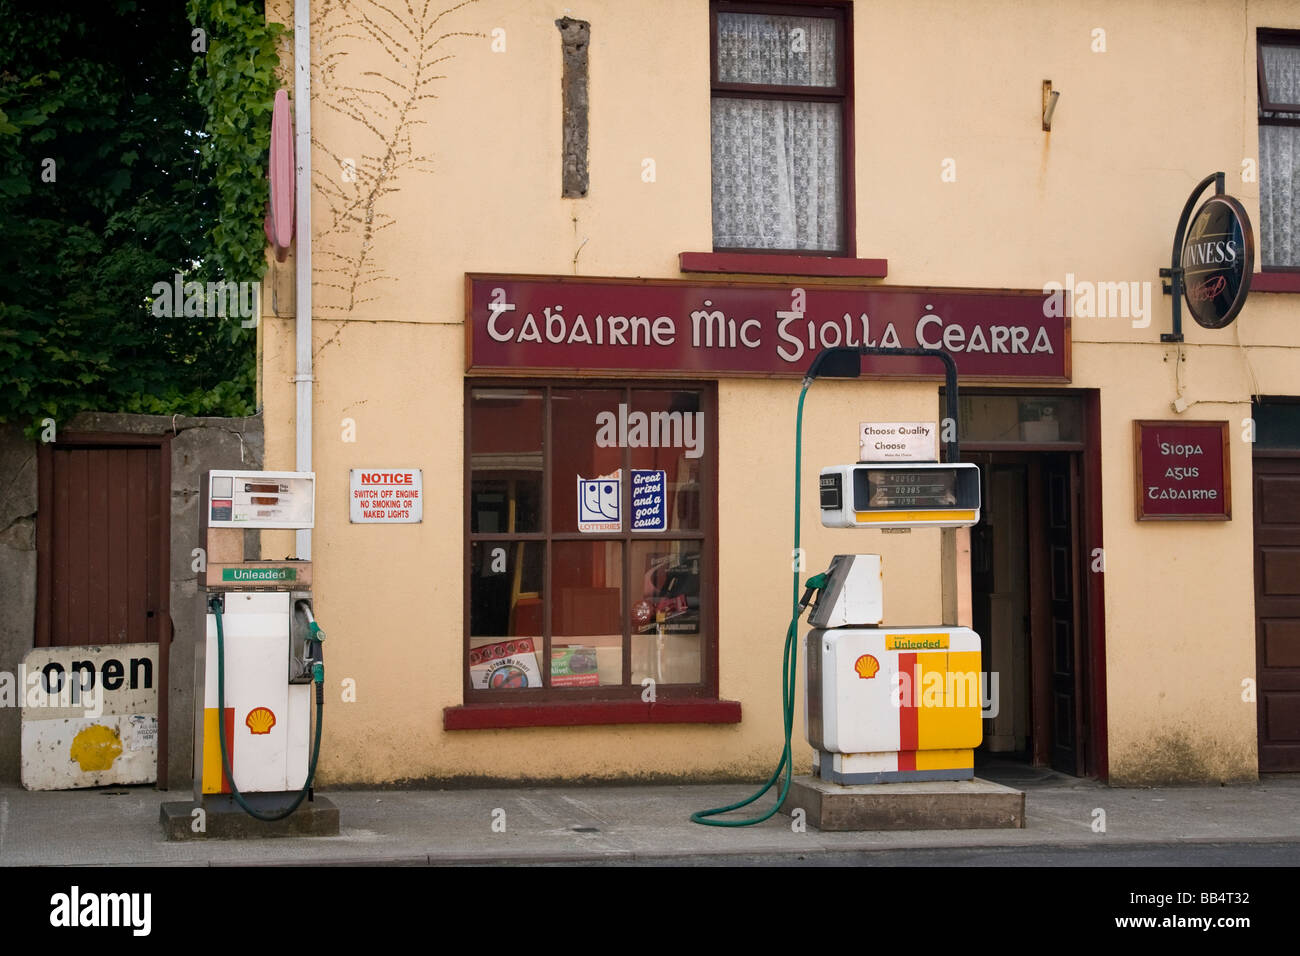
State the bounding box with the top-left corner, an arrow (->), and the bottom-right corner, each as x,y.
711,13 -> 842,252
1260,43 -> 1300,267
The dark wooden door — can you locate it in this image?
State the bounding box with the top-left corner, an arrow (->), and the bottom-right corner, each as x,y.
1254,455 -> 1300,771
1046,452 -> 1084,775
39,444 -> 167,647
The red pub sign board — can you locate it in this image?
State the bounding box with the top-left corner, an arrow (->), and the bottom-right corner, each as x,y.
466,274 -> 1070,381
1134,420 -> 1231,520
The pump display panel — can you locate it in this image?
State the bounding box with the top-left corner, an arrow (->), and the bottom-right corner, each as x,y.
205,470 -> 316,529
820,462 -> 981,529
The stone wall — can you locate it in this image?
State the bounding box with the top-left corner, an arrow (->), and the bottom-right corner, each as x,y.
0,413 -> 263,789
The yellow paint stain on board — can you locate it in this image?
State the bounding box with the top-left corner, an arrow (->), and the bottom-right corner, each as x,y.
69,725 -> 122,771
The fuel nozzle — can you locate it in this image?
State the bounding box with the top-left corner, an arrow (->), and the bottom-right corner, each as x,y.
295,599 -> 326,685
799,571 -> 829,613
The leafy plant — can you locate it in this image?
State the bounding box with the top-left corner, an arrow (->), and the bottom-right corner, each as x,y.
0,0 -> 286,434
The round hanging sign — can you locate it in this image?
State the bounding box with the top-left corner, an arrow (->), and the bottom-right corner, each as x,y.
1181,195 -> 1253,329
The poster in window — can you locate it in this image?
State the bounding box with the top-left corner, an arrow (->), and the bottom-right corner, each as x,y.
631,551 -> 700,634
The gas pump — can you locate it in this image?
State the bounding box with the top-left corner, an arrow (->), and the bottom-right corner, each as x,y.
173,469 -> 334,833
693,345 -> 994,828
805,462 -> 982,784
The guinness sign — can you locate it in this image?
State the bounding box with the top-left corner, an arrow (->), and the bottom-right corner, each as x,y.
1181,195 -> 1253,329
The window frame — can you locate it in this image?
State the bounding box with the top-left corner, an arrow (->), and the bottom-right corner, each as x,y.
709,0 -> 856,257
462,379 -> 721,707
1258,29 -> 1300,117
1256,29 -> 1300,277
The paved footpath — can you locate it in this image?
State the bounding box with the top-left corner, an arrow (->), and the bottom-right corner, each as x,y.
2,770 -> 1298,866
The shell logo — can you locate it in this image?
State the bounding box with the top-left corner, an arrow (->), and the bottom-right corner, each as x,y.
854,654 -> 880,679
245,706 -> 277,735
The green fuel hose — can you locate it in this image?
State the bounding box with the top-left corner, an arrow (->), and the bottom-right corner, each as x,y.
208,596 -> 325,822
691,382 -> 826,827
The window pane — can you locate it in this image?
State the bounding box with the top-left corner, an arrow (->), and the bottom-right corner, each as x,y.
552,388 -> 624,532
470,387 -> 543,532
1261,43 -> 1300,110
1253,402 -> 1300,449
711,97 -> 842,251
717,12 -> 837,87
552,540 -> 624,688
1259,124 -> 1300,267
630,540 -> 702,685
627,389 -> 704,531
955,395 -> 1083,444
469,540 -> 544,690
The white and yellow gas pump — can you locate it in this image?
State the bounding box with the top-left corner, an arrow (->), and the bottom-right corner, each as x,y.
806,462 -> 982,784
164,469 -> 336,836
693,345 -> 1002,829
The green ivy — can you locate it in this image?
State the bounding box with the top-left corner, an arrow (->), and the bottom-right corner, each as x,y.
0,1 -> 286,435
187,1 -> 289,284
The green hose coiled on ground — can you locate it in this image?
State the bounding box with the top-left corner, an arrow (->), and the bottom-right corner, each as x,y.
691,382 -> 824,827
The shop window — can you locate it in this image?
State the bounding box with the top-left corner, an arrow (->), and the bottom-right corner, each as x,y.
1258,30 -> 1300,270
466,384 -> 715,702
710,1 -> 850,254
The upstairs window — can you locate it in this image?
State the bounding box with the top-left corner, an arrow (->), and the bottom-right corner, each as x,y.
1258,30 -> 1300,269
710,2 -> 850,254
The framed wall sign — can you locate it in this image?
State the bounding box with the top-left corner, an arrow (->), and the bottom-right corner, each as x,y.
1134,420 -> 1231,521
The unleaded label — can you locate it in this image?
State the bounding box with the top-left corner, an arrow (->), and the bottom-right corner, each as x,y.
221,567 -> 297,582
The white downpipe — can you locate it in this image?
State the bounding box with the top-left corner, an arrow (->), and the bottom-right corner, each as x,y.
294,0 -> 312,560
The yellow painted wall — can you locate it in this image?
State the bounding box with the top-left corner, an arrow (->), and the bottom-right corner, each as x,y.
257,0 -> 1300,785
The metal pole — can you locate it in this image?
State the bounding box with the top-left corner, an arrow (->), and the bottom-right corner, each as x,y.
1160,172 -> 1224,344
804,346 -> 961,462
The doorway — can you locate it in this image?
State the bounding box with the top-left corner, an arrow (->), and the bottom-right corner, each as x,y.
35,434 -> 172,784
968,451 -> 1085,774
1252,400 -> 1300,772
949,389 -> 1105,779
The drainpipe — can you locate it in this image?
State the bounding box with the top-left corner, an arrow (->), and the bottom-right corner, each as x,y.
294,0 -> 312,560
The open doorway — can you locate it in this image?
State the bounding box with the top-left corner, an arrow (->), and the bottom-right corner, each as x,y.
945,390 -> 1106,779
968,451 -> 1084,774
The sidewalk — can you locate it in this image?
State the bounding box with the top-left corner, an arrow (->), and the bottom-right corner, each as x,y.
2,768 -> 1298,866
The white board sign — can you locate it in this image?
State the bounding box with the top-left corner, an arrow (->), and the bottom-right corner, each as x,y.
18,643 -> 159,790
859,422 -> 937,462
350,468 -> 423,522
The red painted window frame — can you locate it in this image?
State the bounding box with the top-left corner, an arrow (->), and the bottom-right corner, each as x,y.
708,0 -> 856,258
1256,28 -> 1300,276
448,380 -> 738,730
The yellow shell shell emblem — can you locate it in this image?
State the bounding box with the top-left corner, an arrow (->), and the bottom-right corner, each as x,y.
70,724 -> 123,771
854,654 -> 880,680
245,706 -> 277,735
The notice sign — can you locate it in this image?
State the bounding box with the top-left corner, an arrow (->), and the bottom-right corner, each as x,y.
631,469 -> 667,531
350,469 -> 423,523
859,422 -> 936,462
1134,421 -> 1230,521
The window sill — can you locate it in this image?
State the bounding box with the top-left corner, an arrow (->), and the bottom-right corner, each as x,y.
1251,272 -> 1300,293
443,698 -> 742,730
679,252 -> 888,279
